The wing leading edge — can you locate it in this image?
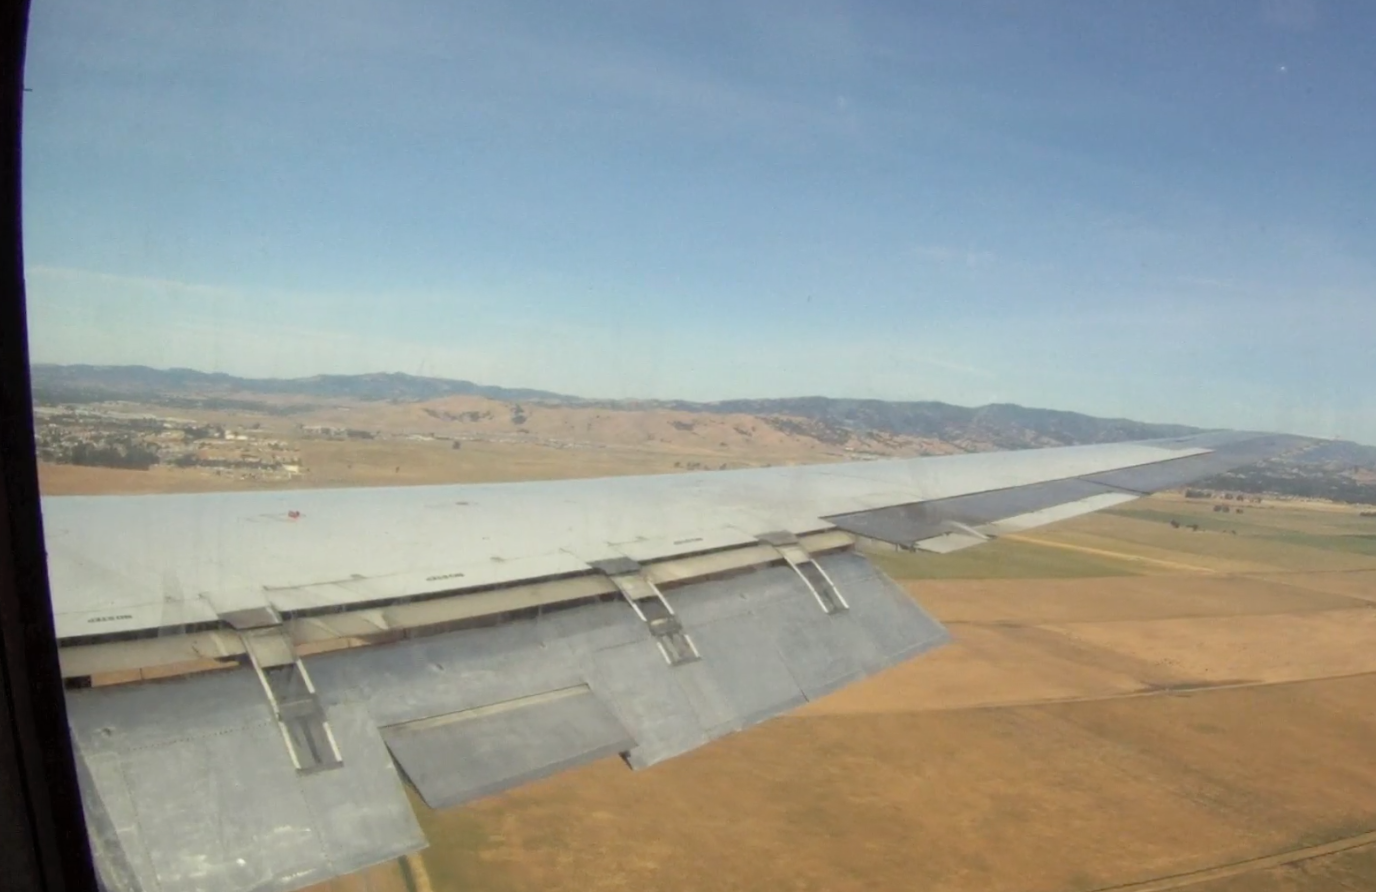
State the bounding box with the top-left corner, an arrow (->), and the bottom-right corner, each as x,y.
52,430 -> 1309,892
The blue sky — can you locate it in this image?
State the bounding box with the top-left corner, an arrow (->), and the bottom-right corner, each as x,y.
20,1 -> 1376,442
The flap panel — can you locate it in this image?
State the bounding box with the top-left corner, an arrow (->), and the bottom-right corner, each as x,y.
68,671 -> 422,892
381,685 -> 634,809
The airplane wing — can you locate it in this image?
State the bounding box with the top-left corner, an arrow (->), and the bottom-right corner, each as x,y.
44,430 -> 1307,892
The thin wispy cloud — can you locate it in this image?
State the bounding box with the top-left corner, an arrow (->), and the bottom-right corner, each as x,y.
909,244 -> 999,270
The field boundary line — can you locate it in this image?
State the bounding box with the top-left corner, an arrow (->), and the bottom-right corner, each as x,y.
1001,535 -> 1225,573
791,668 -> 1376,717
1088,828 -> 1376,891
948,667 -> 1376,712
944,603 -> 1374,627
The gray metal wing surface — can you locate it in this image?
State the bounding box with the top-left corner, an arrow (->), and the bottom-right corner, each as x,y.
45,430 -> 1308,892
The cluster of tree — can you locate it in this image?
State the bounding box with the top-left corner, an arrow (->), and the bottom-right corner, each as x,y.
1169,519 -> 1239,535
169,454 -> 285,470
424,407 -> 494,423
761,415 -> 853,446
155,396 -> 313,416
1185,489 -> 1261,503
69,442 -> 160,471
1197,469 -> 1376,506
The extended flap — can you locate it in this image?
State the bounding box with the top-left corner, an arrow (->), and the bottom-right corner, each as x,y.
381,685 -> 634,809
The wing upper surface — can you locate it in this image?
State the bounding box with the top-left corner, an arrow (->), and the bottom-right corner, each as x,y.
43,431 -> 1304,639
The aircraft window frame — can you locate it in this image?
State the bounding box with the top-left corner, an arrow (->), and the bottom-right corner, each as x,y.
1,2 -> 103,889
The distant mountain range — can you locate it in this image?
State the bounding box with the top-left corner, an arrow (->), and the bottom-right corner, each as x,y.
29,364 -> 1203,450
622,397 -> 1202,451
29,364 -> 570,404
28,364 -> 1376,502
